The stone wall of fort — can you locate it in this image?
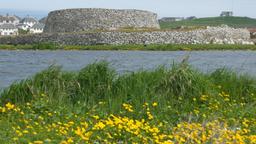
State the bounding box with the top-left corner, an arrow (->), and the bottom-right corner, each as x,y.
0,26 -> 253,45
43,8 -> 160,33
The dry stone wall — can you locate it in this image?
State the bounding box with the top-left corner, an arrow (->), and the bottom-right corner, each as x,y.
44,8 -> 160,33
0,26 -> 253,45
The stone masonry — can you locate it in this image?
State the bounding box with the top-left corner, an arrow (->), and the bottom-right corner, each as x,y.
43,8 -> 160,33
0,26 -> 253,45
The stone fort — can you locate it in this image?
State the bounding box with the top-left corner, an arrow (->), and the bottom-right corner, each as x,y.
0,8 -> 252,45
43,8 -> 160,33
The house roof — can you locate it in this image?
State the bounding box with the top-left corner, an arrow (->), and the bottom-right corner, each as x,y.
21,17 -> 38,23
16,23 -> 30,28
221,11 -> 233,13
13,15 -> 22,21
0,15 -> 18,22
31,23 -> 45,29
0,23 -> 17,29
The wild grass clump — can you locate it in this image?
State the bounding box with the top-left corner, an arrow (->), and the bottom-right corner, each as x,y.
0,61 -> 255,143
31,42 -> 59,50
1,61 -> 255,110
157,62 -> 210,98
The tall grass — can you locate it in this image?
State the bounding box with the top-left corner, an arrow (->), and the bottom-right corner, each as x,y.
0,61 -> 255,143
1,61 -> 255,122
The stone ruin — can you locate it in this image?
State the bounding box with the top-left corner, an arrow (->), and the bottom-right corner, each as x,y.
0,8 -> 253,45
43,8 -> 160,33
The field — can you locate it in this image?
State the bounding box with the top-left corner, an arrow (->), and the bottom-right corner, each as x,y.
1,43 -> 256,51
0,61 -> 255,143
160,16 -> 256,29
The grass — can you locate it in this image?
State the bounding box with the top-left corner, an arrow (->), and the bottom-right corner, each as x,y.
1,43 -> 256,51
160,16 -> 256,29
0,61 -> 255,143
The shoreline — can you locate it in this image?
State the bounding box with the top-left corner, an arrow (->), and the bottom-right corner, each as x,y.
1,43 -> 256,51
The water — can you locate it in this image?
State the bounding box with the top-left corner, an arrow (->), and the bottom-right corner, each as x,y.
1,50 -> 256,90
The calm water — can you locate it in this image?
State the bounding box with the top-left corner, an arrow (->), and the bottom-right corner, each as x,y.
1,50 -> 256,90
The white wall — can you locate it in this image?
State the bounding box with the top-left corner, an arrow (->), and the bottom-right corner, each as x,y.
30,28 -> 43,33
1,20 -> 19,25
0,29 -> 18,36
24,22 -> 36,27
18,25 -> 30,30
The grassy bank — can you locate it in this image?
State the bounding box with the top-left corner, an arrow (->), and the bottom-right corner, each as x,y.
160,16 -> 256,29
0,62 -> 255,143
1,43 -> 256,51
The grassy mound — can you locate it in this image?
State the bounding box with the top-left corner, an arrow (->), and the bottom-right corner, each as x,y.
0,62 -> 255,143
160,16 -> 256,29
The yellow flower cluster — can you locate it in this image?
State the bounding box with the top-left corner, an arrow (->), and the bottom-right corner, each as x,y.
122,103 -> 133,112
0,102 -> 23,114
143,102 -> 155,120
76,114 -> 170,143
0,99 -> 255,144
171,120 -> 256,143
219,91 -> 230,101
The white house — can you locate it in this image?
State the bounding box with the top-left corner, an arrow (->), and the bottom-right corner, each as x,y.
16,23 -> 30,30
0,14 -> 20,25
159,17 -> 185,22
220,11 -> 233,17
29,23 -> 45,33
21,16 -> 38,27
0,23 -> 18,36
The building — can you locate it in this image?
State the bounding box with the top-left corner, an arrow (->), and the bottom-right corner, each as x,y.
29,23 -> 45,33
21,16 -> 38,27
220,11 -> 233,17
159,17 -> 185,22
0,14 -> 20,25
16,23 -> 30,30
186,16 -> 197,20
0,23 -> 18,36
0,14 -> 45,36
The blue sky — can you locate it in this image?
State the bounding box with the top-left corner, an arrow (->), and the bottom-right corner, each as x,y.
0,0 -> 255,18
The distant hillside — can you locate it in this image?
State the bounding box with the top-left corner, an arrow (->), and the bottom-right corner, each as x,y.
160,16 -> 256,29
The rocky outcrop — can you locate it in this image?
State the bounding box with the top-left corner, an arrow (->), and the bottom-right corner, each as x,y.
0,26 -> 253,45
44,8 -> 160,33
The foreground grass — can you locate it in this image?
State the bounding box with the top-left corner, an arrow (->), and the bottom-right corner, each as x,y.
0,62 -> 255,143
160,16 -> 256,29
1,43 -> 256,51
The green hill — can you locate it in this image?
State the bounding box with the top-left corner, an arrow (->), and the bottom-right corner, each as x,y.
160,16 -> 256,29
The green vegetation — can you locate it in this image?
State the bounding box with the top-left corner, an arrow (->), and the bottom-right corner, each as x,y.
0,43 -> 58,50
1,43 -> 256,51
160,16 -> 256,29
18,29 -> 30,35
0,62 -> 255,143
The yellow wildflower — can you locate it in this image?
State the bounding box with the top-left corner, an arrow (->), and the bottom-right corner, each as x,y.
33,141 -> 44,144
92,115 -> 100,120
5,102 -> 15,110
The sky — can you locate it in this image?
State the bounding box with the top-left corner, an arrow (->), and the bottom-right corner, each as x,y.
0,0 -> 256,18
